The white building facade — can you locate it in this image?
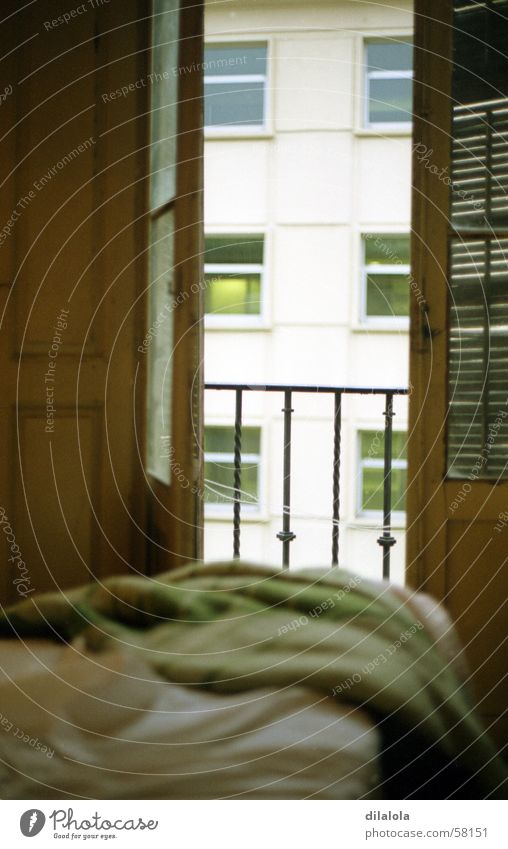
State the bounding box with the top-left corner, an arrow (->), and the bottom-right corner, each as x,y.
203,0 -> 413,584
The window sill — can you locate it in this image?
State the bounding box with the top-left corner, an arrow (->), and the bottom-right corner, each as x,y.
205,320 -> 271,332
205,128 -> 274,141
351,321 -> 409,333
354,126 -> 412,138
348,516 -> 407,531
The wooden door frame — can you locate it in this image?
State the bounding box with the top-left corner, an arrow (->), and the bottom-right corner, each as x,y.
407,0 -> 453,596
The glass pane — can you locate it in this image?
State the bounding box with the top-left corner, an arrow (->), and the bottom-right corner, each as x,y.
146,210 -> 175,484
204,423 -> 261,508
204,82 -> 264,127
361,430 -> 407,460
362,467 -> 384,512
205,426 -> 260,454
204,461 -> 259,506
365,234 -> 410,265
391,468 -> 408,512
204,44 -> 267,77
367,40 -> 413,72
150,0 -> 180,209
205,273 -> 261,315
366,273 -> 409,316
368,77 -> 413,124
362,468 -> 407,512
204,235 -> 264,264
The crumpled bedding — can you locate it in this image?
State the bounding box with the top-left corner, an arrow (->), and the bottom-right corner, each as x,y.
0,561 -> 505,799
0,639 -> 381,799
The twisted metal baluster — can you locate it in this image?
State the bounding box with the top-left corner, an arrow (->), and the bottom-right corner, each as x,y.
332,391 -> 342,567
377,392 -> 396,580
233,389 -> 243,558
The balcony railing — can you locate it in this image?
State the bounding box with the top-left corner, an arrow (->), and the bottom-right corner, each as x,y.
204,383 -> 410,579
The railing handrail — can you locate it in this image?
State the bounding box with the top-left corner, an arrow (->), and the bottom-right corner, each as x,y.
205,382 -> 409,395
204,382 -> 410,577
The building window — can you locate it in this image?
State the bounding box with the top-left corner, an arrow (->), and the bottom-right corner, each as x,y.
204,43 -> 268,130
365,38 -> 413,127
358,430 -> 407,516
204,235 -> 264,321
362,234 -> 410,321
204,426 -> 261,511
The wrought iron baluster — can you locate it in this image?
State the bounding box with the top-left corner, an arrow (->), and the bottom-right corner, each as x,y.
332,391 -> 342,567
204,383 -> 409,569
233,388 -> 243,559
377,392 -> 396,580
277,389 -> 296,568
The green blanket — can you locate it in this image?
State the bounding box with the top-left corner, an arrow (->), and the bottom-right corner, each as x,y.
1,561 -> 505,799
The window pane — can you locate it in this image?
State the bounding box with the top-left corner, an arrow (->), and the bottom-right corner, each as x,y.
366,273 -> 409,316
361,430 -> 381,459
205,426 -> 260,454
368,77 -> 413,124
150,0 -> 180,208
361,430 -> 407,461
204,461 -> 259,506
392,431 -> 408,459
391,468 -> 408,512
367,40 -> 413,72
204,235 -> 264,264
204,425 -> 261,508
361,468 -> 407,512
204,44 -> 267,76
365,235 -> 410,265
205,82 -> 265,127
205,273 -> 261,315
362,467 -> 385,511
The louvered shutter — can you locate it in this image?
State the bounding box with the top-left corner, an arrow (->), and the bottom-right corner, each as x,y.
447,0 -> 508,479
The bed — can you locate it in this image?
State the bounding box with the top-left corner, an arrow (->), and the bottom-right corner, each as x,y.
0,562 -> 505,799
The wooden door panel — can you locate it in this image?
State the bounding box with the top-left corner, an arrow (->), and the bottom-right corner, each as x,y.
13,408 -> 98,593
0,0 -> 204,603
0,2 -> 151,602
447,522 -> 508,722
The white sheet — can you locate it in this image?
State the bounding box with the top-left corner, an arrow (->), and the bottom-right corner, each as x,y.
0,639 -> 381,799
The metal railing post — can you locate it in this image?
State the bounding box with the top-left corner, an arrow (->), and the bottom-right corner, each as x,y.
277,389 -> 296,568
332,391 -> 342,567
233,388 -> 243,559
204,384 -> 408,578
377,392 -> 397,579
